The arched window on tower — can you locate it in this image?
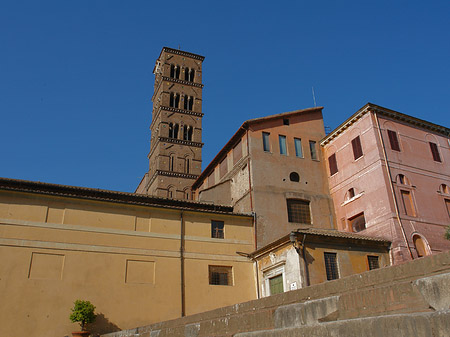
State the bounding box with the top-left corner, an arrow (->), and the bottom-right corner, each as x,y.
170,64 -> 175,78
188,126 -> 193,141
167,186 -> 175,198
168,123 -> 174,138
170,93 -> 180,108
189,69 -> 195,82
184,156 -> 190,174
175,65 -> 180,79
173,123 -> 179,139
188,96 -> 193,111
184,67 -> 190,81
169,154 -> 175,171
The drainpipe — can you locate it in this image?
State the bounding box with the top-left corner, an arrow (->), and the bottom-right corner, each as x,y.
180,211 -> 186,316
237,251 -> 261,299
374,112 -> 414,260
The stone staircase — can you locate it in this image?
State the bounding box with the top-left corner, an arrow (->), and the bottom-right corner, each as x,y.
103,252 -> 450,337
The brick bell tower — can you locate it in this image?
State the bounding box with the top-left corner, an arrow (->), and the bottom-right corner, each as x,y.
136,47 -> 204,199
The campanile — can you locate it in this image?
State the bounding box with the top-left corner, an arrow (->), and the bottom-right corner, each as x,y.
136,47 -> 204,199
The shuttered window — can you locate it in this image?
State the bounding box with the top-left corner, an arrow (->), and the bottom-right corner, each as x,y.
429,142 -> 442,162
351,136 -> 363,160
328,153 -> 338,176
387,130 -> 400,151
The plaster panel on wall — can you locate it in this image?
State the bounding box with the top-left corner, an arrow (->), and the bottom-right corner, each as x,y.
126,260 -> 155,284
28,252 -> 64,280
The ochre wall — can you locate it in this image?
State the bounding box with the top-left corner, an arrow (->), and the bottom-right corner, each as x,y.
0,190 -> 256,337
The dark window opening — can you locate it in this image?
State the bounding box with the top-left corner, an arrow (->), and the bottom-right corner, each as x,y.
347,188 -> 355,199
367,256 -> 380,270
169,123 -> 174,138
183,95 -> 194,111
209,266 -> 232,286
328,153 -> 338,176
170,64 -> 175,78
387,130 -> 400,151
351,136 -> 363,160
170,93 -> 180,108
183,125 -> 192,141
289,172 -> 300,182
287,199 -> 311,224
429,142 -> 442,162
184,157 -> 190,174
262,132 -> 270,152
324,252 -> 339,280
211,220 -> 224,239
283,118 -> 290,126
309,141 -> 318,160
349,212 -> 366,232
169,154 -> 175,171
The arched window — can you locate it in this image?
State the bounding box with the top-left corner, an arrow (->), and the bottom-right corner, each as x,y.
397,174 -> 411,185
175,65 -> 180,79
289,172 -> 300,182
184,188 -> 190,200
168,123 -> 174,138
188,126 -> 193,141
167,186 -> 175,198
170,64 -> 175,78
184,157 -> 190,174
183,95 -> 188,110
184,67 -> 190,81
413,234 -> 430,257
183,125 -> 188,140
188,96 -> 193,111
440,184 -> 450,195
346,188 -> 355,200
169,154 -> 175,171
170,93 -> 175,107
173,124 -> 179,139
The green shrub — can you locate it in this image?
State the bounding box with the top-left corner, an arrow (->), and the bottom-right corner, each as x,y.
69,300 -> 96,331
445,226 -> 450,241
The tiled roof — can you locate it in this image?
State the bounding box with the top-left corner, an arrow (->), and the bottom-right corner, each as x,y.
0,177 -> 252,217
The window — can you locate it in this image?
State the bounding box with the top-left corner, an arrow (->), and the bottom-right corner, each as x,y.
367,256 -> 380,270
169,154 -> 175,171
401,190 -> 416,216
283,118 -> 290,126
269,274 -> 284,295
440,184 -> 450,195
183,95 -> 194,111
348,212 -> 366,232
429,142 -> 441,162
209,266 -> 232,286
309,141 -> 317,160
387,130 -> 400,151
262,132 -> 270,152
169,123 -> 179,139
347,188 -> 355,200
167,186 -> 175,198
211,220 -> 224,239
279,135 -> 287,155
351,136 -> 363,160
289,172 -> 300,182
219,157 -> 228,178
328,153 -> 338,176
233,140 -> 242,164
294,138 -> 303,158
286,199 -> 311,223
324,252 -> 339,280
169,92 -> 180,108
170,64 -> 180,79
445,199 -> 450,218
397,174 -> 411,185
184,67 -> 195,82
184,157 -> 190,174
413,235 -> 429,257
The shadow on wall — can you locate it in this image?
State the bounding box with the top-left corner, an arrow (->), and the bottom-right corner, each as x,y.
87,313 -> 121,336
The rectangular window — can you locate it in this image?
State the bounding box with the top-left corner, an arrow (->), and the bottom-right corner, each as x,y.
269,274 -> 284,295
387,130 -> 400,151
286,199 -> 311,223
324,252 -> 339,280
401,190 -> 416,216
367,256 -> 380,270
309,141 -> 317,160
348,212 -> 366,232
429,142 -> 442,162
209,266 -> 232,286
279,135 -> 287,155
262,132 -> 270,152
211,220 -> 224,239
351,136 -> 363,160
294,138 -> 303,158
328,153 -> 338,176
233,140 -> 242,164
219,157 -> 228,178
446,199 -> 450,218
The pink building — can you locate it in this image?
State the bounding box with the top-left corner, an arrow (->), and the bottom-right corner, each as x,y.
321,103 -> 450,264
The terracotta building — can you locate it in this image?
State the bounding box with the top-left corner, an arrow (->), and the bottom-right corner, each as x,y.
192,107 -> 336,249
321,103 -> 450,264
136,47 -> 204,199
0,178 -> 256,337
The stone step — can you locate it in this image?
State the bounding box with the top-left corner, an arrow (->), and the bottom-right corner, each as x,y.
235,311 -> 450,337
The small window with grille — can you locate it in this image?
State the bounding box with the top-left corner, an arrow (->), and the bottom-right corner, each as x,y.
209,266 -> 232,286
324,252 -> 339,280
211,220 -> 224,239
286,199 -> 311,224
367,255 -> 380,270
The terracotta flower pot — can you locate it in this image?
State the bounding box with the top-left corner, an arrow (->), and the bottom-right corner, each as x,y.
71,331 -> 90,337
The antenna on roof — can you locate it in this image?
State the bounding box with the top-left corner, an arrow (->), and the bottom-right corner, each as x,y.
178,44 -> 181,50
312,86 -> 317,107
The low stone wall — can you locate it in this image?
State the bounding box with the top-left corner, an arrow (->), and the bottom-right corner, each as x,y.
103,251 -> 450,337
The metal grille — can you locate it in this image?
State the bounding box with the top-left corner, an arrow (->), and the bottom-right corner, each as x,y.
211,220 -> 224,239
287,199 -> 311,224
367,255 -> 380,270
209,266 -> 232,285
324,252 -> 339,280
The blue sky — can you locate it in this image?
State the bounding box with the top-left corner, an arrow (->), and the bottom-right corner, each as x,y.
1,0 -> 449,192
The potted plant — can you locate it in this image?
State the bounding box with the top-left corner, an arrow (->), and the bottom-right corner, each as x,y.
69,300 -> 96,337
